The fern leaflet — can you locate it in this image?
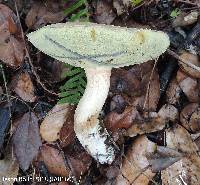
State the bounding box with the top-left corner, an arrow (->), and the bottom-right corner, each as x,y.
58,64 -> 86,104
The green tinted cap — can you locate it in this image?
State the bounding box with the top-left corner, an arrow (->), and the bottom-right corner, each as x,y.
27,22 -> 170,68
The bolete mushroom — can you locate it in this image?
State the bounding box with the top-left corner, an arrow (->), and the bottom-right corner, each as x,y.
27,22 -> 170,164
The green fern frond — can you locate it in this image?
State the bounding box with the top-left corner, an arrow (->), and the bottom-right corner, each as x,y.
64,0 -> 89,21
58,64 -> 86,104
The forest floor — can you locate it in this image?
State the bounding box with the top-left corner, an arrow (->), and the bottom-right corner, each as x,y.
0,0 -> 200,185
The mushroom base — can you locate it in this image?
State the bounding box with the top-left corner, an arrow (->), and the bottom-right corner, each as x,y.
74,67 -> 115,164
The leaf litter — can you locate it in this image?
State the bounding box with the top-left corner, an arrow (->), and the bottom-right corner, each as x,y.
0,1 -> 199,184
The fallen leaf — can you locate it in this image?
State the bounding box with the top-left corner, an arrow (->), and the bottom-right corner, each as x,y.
161,125 -> 200,185
180,103 -> 200,133
115,136 -> 156,185
0,145 -> 19,185
113,0 -> 126,16
39,145 -> 70,177
25,1 -> 65,29
166,78 -> 181,105
127,111 -> 166,137
93,0 -> 117,24
147,146 -> 183,173
110,62 -> 160,111
109,95 -> 127,113
105,106 -> 141,131
68,152 -> 92,177
12,112 -> 42,171
158,104 -> 179,122
179,52 -> 200,79
40,104 -> 75,143
13,72 -> 36,102
172,11 -> 199,27
0,4 -> 25,67
189,108 -> 200,133
64,143 -> 92,177
177,70 -> 199,102
0,107 -> 10,151
110,68 -> 141,97
59,106 -> 76,147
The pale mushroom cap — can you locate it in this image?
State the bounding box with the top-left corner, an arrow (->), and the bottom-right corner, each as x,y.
27,22 -> 170,68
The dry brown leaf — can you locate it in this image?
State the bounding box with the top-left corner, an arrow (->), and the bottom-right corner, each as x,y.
158,104 -> 179,122
172,11 -> 199,27
110,68 -> 141,97
68,152 -> 92,177
39,145 -> 70,177
176,70 -> 199,102
179,77 -> 199,102
63,143 -> 92,178
93,0 -> 116,25
179,52 -> 200,79
12,112 -> 42,171
59,105 -> 76,147
113,0 -> 125,16
147,146 -> 183,172
105,106 -> 141,131
180,103 -> 200,133
109,95 -> 127,113
115,136 -> 156,185
25,1 -> 65,29
162,125 -> 200,185
166,78 -> 181,105
0,145 -> 19,185
0,4 -> 25,67
110,62 -> 160,111
127,113 -> 166,137
13,72 -> 36,102
40,103 -> 75,143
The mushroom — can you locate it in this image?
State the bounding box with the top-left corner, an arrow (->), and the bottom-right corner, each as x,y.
27,22 -> 170,164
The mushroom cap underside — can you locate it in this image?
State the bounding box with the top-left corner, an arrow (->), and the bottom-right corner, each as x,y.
27,22 -> 170,68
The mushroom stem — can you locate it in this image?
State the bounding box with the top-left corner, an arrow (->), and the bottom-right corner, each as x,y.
74,66 -> 115,164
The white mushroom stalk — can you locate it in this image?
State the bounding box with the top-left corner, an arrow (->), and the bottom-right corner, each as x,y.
27,22 -> 170,164
74,67 -> 114,163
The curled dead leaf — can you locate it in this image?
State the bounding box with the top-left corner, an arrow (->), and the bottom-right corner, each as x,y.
172,11 -> 199,27
105,106 -> 141,131
40,104 -> 75,143
179,52 -> 200,79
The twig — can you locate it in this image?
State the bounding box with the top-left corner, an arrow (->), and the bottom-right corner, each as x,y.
143,59 -> 158,111
1,93 -> 33,112
0,65 -> 12,118
14,0 -> 58,96
167,49 -> 200,72
176,0 -> 199,6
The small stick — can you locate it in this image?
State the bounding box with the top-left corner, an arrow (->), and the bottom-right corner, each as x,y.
143,59 -> 158,111
14,0 -> 58,96
167,49 -> 200,72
